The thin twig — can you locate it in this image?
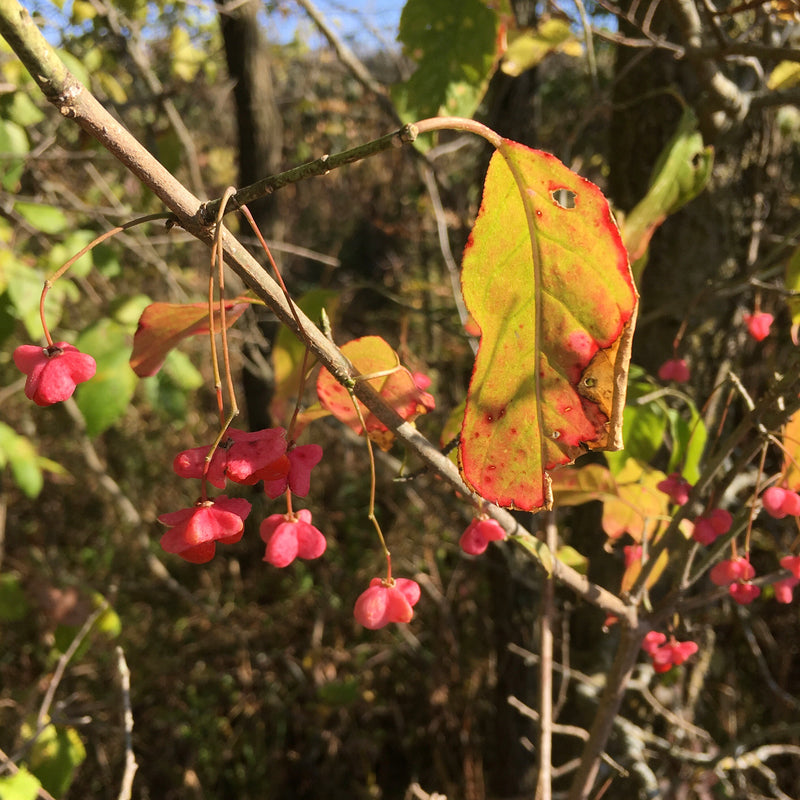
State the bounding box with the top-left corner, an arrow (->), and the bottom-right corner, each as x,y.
418,162 -> 475,349
536,511 -> 557,800
573,0 -> 598,89
89,0 -> 205,195
737,608 -> 800,711
200,125 -> 418,223
0,747 -> 58,799
115,646 -> 138,800
30,601 -> 109,740
566,624 -> 644,800
294,0 -> 400,124
0,0 -> 635,623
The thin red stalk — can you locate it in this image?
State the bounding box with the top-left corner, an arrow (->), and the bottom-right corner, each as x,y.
206,197 -> 226,427
215,190 -> 239,420
206,241 -> 223,428
238,204 -> 310,347
198,189 -> 240,500
286,345 -> 313,444
347,381 -> 391,580
285,488 -> 294,517
237,203 -> 316,439
39,213 -> 170,347
413,116 -> 504,148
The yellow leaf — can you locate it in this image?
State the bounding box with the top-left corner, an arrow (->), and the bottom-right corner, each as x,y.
601,460 -> 669,541
783,408 -> 800,490
500,18 -> 579,77
620,547 -> 668,594
768,61 -> 800,91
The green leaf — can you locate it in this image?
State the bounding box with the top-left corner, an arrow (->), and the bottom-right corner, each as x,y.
3,254 -> 77,339
666,405 -> 706,485
0,119 -> 29,191
160,347 -> 204,390
0,422 -> 44,497
786,244 -> 800,339
621,109 -> 713,275
47,229 -> 96,279
57,49 -> 91,88
71,0 -> 97,23
459,140 -> 637,511
170,27 -> 206,82
0,767 -> 42,800
110,293 -> 152,328
75,319 -> 138,436
555,545 -> 588,574
92,243 -> 121,278
3,253 -> 49,337
501,18 -> 581,77
394,0 -> 499,120
143,348 -> 204,420
95,71 -> 128,104
14,201 -> 68,235
2,90 -> 45,126
510,530 -> 553,575
0,572 -> 30,622
2,249 -> 80,334
24,722 -> 86,798
605,377 -> 667,476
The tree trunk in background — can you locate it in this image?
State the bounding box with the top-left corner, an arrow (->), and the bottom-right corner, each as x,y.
219,0 -> 283,228
607,2 -> 762,378
484,0 -> 538,147
219,0 -> 284,430
481,3 -> 541,796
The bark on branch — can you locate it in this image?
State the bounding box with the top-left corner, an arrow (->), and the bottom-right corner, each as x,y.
0,0 -> 633,622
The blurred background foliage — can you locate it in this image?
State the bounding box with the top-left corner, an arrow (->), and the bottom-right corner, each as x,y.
2,0 -> 800,798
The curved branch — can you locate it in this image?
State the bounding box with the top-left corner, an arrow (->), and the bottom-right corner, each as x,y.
0,0 -> 633,623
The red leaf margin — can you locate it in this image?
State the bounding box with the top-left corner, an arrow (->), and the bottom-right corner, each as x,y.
130,300 -> 253,377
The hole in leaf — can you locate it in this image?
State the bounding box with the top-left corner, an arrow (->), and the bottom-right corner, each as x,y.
551,188 -> 577,209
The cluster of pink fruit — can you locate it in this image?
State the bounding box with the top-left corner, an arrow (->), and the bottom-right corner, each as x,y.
657,471 -> 800,605
12,340 -> 427,629
656,310 -> 774,386
352,515 -> 509,628
166,427 -> 323,565
641,631 -> 698,674
170,428 -> 430,629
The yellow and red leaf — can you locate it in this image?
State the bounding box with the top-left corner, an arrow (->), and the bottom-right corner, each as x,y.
459,140 -> 637,511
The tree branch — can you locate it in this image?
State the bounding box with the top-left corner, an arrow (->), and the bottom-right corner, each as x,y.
668,0 -> 750,126
567,623 -> 645,800
0,0 -> 634,624
294,0 -> 401,124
